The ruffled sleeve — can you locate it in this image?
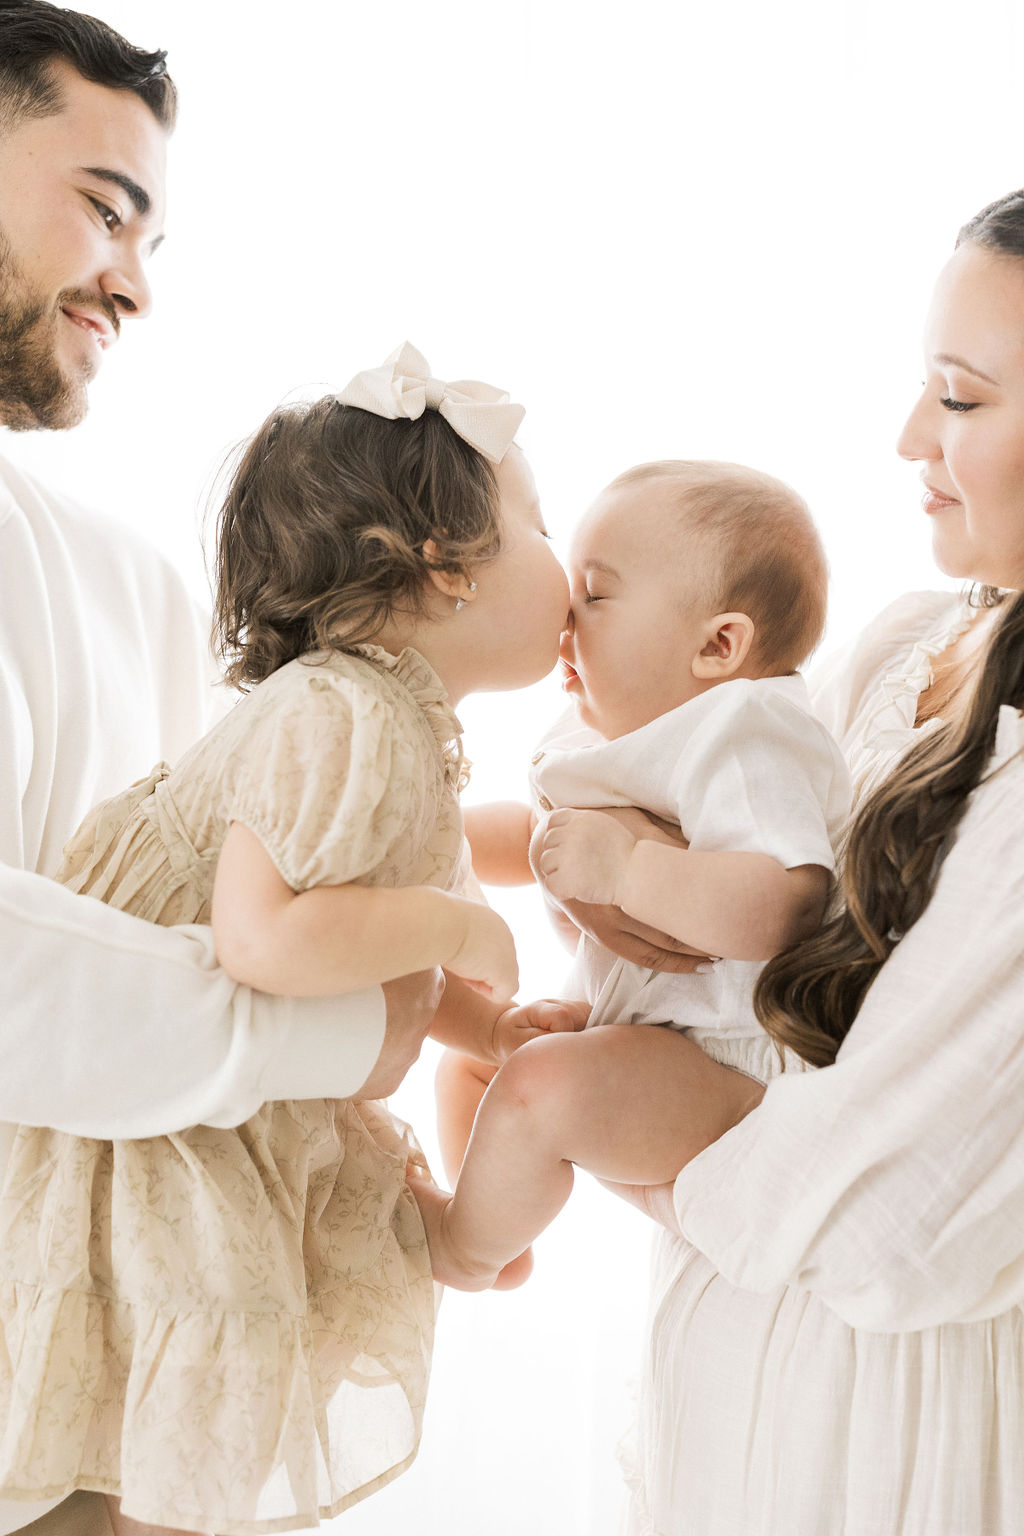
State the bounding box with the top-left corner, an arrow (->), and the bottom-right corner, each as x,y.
672,732 -> 1024,1331
668,680 -> 851,872
224,661 -> 417,892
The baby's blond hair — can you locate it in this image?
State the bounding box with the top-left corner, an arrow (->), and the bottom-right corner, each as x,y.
610,460 -> 828,674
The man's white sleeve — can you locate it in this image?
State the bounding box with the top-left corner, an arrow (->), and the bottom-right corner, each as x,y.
0,863 -> 384,1138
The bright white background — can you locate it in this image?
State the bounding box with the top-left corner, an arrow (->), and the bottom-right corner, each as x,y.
4,1 -> 1024,1530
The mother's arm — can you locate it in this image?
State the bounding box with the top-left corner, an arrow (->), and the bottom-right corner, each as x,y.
633,757 -> 1024,1332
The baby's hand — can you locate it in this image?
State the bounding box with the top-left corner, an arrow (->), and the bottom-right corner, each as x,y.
490,997 -> 590,1063
446,897 -> 519,1002
535,808 -> 637,906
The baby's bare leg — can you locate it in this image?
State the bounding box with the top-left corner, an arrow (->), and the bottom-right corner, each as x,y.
414,1025 -> 763,1290
104,1495 -> 212,1536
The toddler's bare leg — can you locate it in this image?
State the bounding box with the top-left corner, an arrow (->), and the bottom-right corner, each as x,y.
433,1050 -> 535,1287
413,1025 -> 763,1291
104,1494 -> 212,1536
435,1048 -> 497,1182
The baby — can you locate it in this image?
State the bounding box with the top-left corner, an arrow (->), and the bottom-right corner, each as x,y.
416,459 -> 852,1290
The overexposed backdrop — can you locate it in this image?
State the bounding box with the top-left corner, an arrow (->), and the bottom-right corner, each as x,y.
5,1 -> 1024,1530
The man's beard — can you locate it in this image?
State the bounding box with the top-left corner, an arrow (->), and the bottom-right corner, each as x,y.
0,226 -> 93,432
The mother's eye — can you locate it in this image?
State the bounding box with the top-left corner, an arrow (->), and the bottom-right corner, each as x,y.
940,396 -> 978,413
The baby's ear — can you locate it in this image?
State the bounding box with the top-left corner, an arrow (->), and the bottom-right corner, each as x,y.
691,612 -> 756,680
422,538 -> 477,606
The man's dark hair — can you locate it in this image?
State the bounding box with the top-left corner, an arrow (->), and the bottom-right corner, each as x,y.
0,0 -> 176,131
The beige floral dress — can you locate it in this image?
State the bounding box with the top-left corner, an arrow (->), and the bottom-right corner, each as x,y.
0,646 -> 468,1535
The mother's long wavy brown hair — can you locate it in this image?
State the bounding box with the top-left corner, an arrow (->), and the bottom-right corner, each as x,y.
754,190 -> 1024,1067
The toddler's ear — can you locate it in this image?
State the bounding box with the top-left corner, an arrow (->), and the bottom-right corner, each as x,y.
422,538 -> 477,606
691,612 -> 755,680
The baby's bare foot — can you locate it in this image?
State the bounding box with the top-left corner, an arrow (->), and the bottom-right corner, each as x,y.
408,1175 -> 510,1292
492,1246 -> 534,1290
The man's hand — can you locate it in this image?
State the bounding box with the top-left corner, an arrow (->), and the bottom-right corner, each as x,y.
533,808 -> 637,906
358,968 -> 445,1098
490,996 -> 590,1063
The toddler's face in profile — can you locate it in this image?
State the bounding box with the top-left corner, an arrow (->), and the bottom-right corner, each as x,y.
560,480 -> 720,740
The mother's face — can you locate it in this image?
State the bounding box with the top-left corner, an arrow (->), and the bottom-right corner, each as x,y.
898,241 -> 1024,590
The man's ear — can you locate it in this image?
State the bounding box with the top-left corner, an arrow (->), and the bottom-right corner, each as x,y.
422,538 -> 477,605
691,612 -> 756,680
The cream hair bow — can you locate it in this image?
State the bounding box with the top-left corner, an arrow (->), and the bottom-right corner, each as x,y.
336,341 -> 524,464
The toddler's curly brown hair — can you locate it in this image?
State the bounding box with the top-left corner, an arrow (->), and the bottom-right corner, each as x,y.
213,397 -> 502,690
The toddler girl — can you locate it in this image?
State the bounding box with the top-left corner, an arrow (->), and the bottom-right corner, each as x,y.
0,344 -> 571,1536
418,459 -> 852,1290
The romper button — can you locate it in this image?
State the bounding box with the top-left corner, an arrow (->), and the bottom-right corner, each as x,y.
537,794 -> 553,811
530,750 -> 545,764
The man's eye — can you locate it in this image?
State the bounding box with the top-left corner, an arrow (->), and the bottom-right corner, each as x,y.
88,197 -> 122,233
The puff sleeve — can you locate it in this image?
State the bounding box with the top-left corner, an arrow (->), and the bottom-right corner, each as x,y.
224,667 -> 421,892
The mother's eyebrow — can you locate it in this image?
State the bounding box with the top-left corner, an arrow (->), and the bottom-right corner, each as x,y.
934,352 -> 999,386
80,165 -> 151,217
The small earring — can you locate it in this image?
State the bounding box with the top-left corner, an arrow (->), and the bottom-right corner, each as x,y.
455,581 -> 477,613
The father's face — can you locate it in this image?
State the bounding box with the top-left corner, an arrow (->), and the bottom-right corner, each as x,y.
0,58 -> 167,431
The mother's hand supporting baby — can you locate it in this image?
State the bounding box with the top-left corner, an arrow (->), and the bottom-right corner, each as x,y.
599,1052 -> 766,1233
535,806 -> 713,975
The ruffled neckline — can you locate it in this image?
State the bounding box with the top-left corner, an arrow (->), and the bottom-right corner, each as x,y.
860,595 -> 976,753
859,594 -> 1024,777
354,644 -> 469,790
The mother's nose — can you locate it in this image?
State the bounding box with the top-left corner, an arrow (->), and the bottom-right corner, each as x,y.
896,392 -> 938,461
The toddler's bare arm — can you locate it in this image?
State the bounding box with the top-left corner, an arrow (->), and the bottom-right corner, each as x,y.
212,821 -> 518,999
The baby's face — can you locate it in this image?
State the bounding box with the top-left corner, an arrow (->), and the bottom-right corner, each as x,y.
561,482 -> 716,739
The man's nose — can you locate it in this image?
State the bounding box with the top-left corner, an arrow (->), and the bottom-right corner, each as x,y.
100,256 -> 154,321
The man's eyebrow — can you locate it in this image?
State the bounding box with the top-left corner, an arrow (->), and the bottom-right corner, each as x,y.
934,352 -> 999,386
80,166 -> 151,217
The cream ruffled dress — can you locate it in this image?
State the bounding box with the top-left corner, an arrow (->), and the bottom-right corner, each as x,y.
0,646 -> 468,1535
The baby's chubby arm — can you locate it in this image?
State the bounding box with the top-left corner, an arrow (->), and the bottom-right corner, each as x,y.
535,808 -> 828,963
212,821 -> 519,1002
462,801 -> 535,886
464,799 -> 582,952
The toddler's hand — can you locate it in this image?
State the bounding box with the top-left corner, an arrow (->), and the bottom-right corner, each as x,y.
535,808 -> 637,906
490,997 -> 590,1063
446,897 -> 519,1003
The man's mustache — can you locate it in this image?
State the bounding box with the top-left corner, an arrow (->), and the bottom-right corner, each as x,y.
57,287 -> 121,339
